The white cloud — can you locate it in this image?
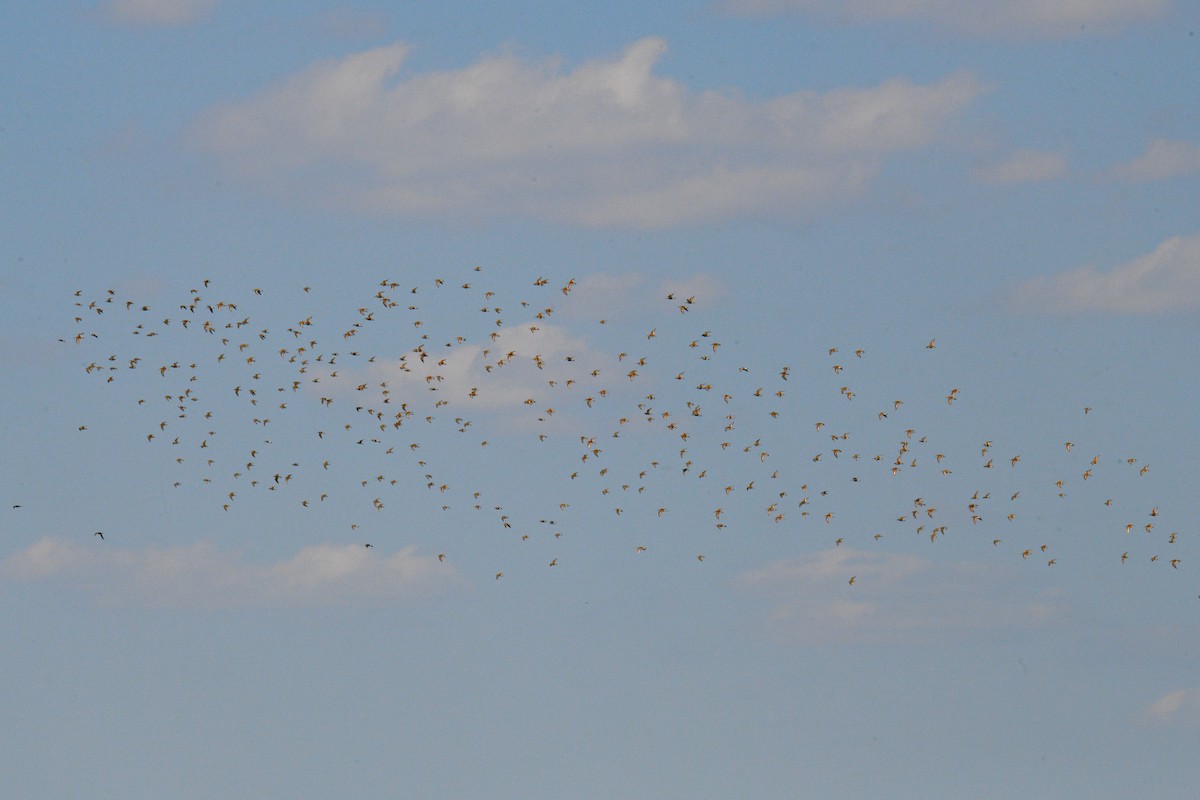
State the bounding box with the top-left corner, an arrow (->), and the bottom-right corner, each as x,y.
314,320 -> 618,432
189,38 -> 981,228
404,323 -> 593,405
721,0 -> 1167,38
736,548 -> 1065,643
974,149 -> 1068,184
570,163 -> 876,228
1110,138 -> 1200,181
300,270 -> 726,434
1144,687 -> 1200,727
106,0 -> 216,26
1008,233 -> 1200,314
2,537 -> 457,608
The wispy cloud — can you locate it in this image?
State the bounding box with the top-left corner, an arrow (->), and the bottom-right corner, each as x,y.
105,0 -> 216,26
974,149 -> 1068,184
306,270 -> 725,430
1008,233 -> 1200,314
189,38 -> 981,228
1143,687 -> 1200,727
2,538 -> 457,608
719,0 -> 1167,39
736,548 -> 1065,643
1109,138 -> 1200,181
320,321 -> 611,413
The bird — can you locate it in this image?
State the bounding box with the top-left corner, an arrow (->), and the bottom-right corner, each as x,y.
66,269 -> 1186,596
94,531 -> 104,540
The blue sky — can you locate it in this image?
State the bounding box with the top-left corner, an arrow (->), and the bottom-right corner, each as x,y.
2,2 -> 1199,798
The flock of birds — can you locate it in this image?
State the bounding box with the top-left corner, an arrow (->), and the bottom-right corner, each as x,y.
63,266 -> 1191,585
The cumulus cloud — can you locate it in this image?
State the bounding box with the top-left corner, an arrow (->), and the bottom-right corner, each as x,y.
310,320 -> 639,440
188,38 -> 981,227
1143,687 -> 1200,727
1,537 -> 456,608
307,270 -> 725,431
1109,138 -> 1200,181
974,149 -> 1068,184
105,0 -> 216,26
720,0 -> 1167,38
320,321 -> 609,412
735,548 -> 1065,643
1008,233 -> 1200,314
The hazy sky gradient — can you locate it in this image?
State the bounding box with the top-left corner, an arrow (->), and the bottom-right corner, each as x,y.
2,3 -> 1198,798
